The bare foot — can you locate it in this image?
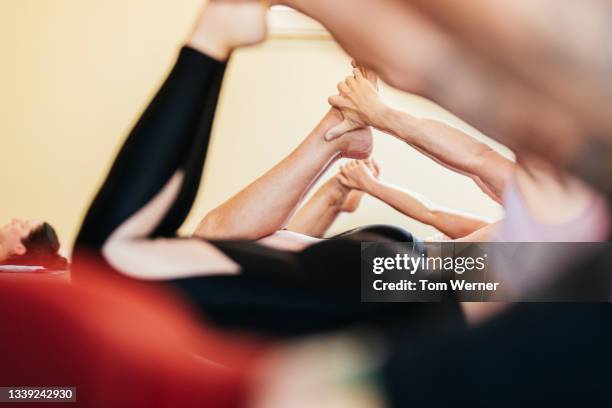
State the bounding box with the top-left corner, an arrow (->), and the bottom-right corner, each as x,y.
326,110 -> 373,159
325,61 -> 380,141
339,158 -> 379,212
352,60 -> 379,88
338,128 -> 373,159
188,0 -> 269,61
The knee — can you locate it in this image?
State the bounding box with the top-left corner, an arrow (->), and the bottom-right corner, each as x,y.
194,211 -> 260,241
193,211 -> 224,239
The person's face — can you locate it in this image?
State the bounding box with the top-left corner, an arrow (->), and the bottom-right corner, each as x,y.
0,219 -> 42,257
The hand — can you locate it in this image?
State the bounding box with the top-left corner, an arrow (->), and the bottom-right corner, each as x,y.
337,159 -> 380,192
326,64 -> 384,141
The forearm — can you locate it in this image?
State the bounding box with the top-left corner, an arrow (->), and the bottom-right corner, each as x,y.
287,177 -> 349,238
368,181 -> 488,239
195,109 -> 344,241
372,107 -> 514,202
430,210 -> 490,239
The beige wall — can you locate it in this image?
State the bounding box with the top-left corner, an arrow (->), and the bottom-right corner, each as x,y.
0,1 -> 508,253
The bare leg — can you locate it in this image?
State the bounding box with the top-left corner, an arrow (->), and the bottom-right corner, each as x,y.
194,109 -> 372,240
286,177 -> 351,238
340,190 -> 365,213
278,0 -> 606,191
409,0 -> 612,135
74,0 -> 280,280
188,0 -> 268,61
287,159 -> 378,237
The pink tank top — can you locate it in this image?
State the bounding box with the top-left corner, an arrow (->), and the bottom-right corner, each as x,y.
493,181 -> 610,293
496,181 -> 610,242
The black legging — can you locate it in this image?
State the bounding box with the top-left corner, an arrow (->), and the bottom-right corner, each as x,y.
72,47 -> 464,337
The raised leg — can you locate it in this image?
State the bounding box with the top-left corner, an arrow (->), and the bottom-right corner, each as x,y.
194,109 -> 373,240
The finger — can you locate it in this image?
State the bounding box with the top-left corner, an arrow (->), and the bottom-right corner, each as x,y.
345,76 -> 356,88
328,95 -> 345,108
357,63 -> 378,87
337,81 -> 350,94
353,68 -> 364,80
371,158 -> 381,176
325,120 -> 355,141
353,59 -> 367,72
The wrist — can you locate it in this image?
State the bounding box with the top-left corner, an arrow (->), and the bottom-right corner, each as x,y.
366,178 -> 383,197
378,107 -> 421,144
357,177 -> 375,193
369,104 -> 394,130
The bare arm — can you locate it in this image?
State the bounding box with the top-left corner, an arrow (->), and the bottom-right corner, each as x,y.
376,109 -> 514,203
369,182 -> 489,239
338,160 -> 489,239
329,70 -> 515,203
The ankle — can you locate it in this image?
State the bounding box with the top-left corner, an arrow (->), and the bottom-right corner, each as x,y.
324,177 -> 351,209
187,0 -> 268,61
335,127 -> 374,160
188,31 -> 232,61
188,13 -> 233,61
307,109 -> 347,155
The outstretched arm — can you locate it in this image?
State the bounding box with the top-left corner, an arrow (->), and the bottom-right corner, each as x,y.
374,108 -> 514,203
338,160 -> 489,239
329,70 -> 514,203
368,182 -> 490,239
